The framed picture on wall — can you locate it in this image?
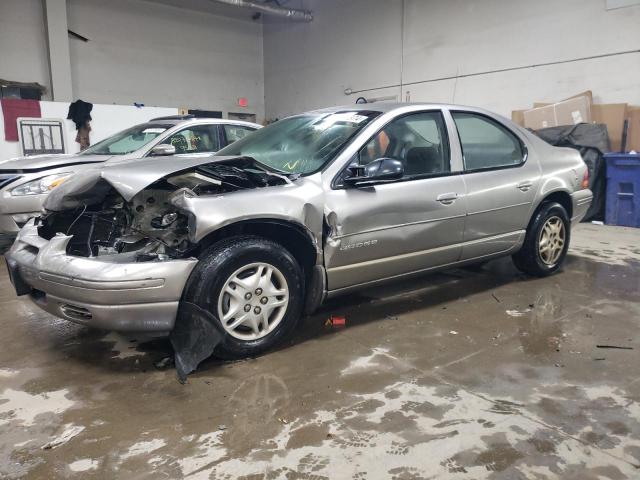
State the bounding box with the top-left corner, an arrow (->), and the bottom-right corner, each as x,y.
17,117 -> 66,156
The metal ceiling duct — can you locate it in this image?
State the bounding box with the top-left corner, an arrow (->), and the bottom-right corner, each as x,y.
210,0 -> 313,21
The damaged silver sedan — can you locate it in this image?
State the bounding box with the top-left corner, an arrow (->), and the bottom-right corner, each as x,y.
5,103 -> 593,368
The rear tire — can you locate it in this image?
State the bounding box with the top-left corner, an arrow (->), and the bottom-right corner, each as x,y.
181,236 -> 305,359
512,202 -> 570,277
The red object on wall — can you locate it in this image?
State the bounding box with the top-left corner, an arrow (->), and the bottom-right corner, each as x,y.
238,97 -> 248,108
1,98 -> 41,141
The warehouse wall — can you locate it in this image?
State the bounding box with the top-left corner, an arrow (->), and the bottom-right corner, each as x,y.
3,0 -> 638,124
263,0 -> 403,121
0,0 -> 50,91
263,0 -> 640,119
67,0 -> 265,119
0,0 -> 264,120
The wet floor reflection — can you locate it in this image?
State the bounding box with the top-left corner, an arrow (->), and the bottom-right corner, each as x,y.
2,226 -> 640,478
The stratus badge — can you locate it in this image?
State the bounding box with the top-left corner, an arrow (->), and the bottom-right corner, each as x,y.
339,239 -> 378,251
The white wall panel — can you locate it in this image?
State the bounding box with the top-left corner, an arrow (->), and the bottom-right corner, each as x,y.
67,0 -> 264,119
263,0 -> 403,120
0,102 -> 177,160
0,0 -> 50,95
0,0 -> 264,121
264,0 -> 640,118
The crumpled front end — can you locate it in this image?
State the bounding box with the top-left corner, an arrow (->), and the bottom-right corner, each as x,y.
5,221 -> 198,332
4,156 -> 299,333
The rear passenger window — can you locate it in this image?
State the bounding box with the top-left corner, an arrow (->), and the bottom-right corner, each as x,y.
224,125 -> 256,145
162,125 -> 220,154
452,112 -> 524,171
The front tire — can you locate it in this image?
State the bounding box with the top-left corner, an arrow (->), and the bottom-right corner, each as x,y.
512,202 -> 570,277
182,236 -> 305,359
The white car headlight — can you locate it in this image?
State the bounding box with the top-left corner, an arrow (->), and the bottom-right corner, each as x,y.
10,173 -> 72,196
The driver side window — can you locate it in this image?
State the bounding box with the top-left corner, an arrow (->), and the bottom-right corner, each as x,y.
358,111 -> 450,177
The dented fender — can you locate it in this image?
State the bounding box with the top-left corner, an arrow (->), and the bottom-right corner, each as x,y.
44,155 -> 279,211
170,173 -> 326,259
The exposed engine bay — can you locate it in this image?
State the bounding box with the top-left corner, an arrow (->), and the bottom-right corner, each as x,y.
36,158 -> 290,261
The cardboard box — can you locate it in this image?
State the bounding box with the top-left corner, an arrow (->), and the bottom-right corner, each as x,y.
626,106 -> 640,152
511,110 -> 526,127
523,96 -> 591,130
591,103 -> 628,152
523,105 -> 557,130
564,90 -> 593,105
532,91 -> 593,110
530,98 -> 627,151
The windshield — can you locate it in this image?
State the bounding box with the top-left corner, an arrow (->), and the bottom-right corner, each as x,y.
216,111 -> 381,174
81,123 -> 172,155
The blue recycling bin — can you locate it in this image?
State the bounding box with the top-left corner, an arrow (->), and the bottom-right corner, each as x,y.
605,153 -> 640,228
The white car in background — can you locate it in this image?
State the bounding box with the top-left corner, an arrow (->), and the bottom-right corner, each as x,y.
0,115 -> 261,246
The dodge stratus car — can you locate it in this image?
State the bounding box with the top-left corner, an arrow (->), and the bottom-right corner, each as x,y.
5,103 -> 592,359
0,116 -> 260,242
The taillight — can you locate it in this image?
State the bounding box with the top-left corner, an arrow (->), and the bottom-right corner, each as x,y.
581,169 -> 589,189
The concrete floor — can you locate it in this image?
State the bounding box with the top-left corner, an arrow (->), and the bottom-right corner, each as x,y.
1,224 -> 640,479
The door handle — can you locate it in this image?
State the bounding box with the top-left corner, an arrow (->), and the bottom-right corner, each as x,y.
436,192 -> 458,205
516,181 -> 533,192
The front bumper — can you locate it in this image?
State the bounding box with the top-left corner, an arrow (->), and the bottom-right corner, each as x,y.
0,213 -> 40,253
0,212 -> 42,234
0,188 -> 47,234
5,221 -> 198,332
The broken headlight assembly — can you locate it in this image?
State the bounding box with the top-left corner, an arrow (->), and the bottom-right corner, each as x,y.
11,173 -> 72,196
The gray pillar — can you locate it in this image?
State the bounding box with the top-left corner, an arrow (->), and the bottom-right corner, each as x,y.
43,0 -> 73,101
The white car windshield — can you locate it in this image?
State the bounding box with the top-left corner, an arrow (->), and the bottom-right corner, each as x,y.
216,111 -> 381,174
81,123 -> 172,155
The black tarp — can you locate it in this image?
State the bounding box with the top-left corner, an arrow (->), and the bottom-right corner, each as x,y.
169,302 -> 227,383
535,123 -> 609,222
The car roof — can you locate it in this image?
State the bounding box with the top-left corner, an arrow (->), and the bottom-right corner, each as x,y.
144,117 -> 262,128
303,102 -> 520,130
308,102 -> 495,116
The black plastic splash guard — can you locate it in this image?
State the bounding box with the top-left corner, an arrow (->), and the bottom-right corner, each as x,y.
169,302 -> 227,383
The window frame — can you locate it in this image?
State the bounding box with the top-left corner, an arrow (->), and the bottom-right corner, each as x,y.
221,123 -> 258,147
450,110 -> 528,174
332,109 -> 456,189
159,123 -> 222,155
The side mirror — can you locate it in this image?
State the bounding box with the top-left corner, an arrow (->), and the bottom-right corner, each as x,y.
150,144 -> 176,156
344,158 -> 404,187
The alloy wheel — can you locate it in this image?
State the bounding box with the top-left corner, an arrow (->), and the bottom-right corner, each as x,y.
538,216 -> 565,266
